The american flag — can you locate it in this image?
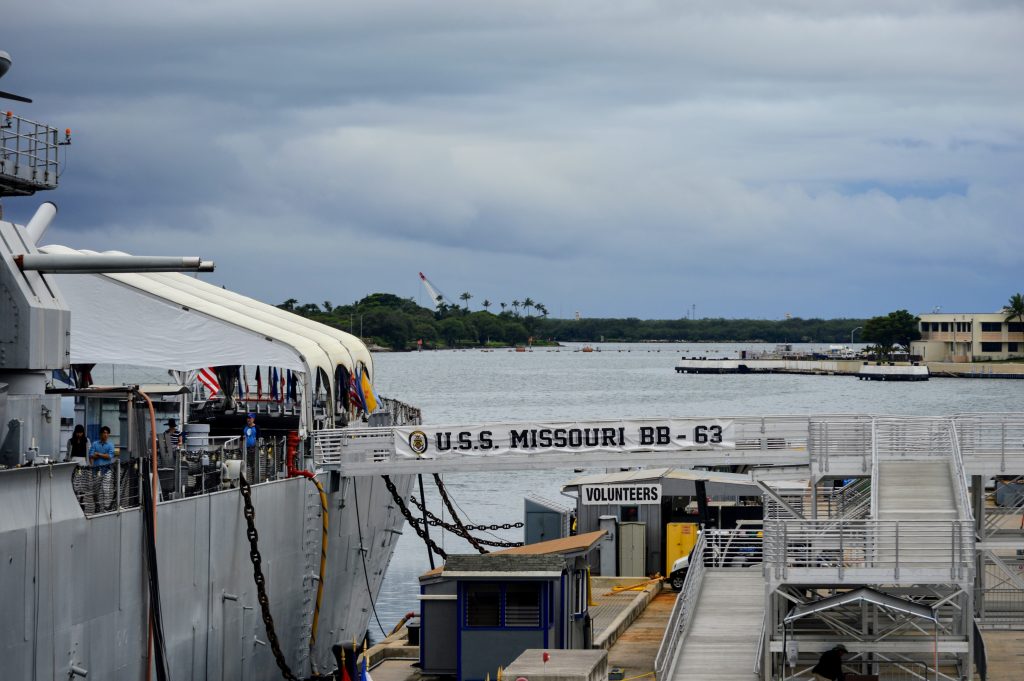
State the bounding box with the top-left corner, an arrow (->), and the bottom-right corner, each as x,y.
197,367 -> 220,395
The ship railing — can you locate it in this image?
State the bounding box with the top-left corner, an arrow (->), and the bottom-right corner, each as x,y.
72,459 -> 140,515
158,435 -> 283,500
0,110 -> 65,194
765,519 -> 974,585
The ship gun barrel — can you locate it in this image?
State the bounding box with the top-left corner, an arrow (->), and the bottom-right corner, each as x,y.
15,253 -> 215,273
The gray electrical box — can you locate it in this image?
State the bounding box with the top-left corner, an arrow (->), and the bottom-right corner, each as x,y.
618,522 -> 647,577
598,515 -> 618,576
524,494 -> 571,544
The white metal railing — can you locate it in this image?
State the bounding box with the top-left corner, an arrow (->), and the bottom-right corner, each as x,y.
0,111 -> 65,193
654,531 -> 707,680
953,412 -> 1024,472
313,412 -> 1024,474
654,529 -> 764,680
766,519 -> 974,584
948,420 -> 974,522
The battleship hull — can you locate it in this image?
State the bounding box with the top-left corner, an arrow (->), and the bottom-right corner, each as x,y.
0,463 -> 412,680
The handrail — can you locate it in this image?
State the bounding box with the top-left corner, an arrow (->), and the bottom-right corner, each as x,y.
654,531 -> 707,680
314,411 -> 1024,473
753,609 -> 767,677
765,518 -> 974,584
870,417 -> 880,519
948,419 -> 974,522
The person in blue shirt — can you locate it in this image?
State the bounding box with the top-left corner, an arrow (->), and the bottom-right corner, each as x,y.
243,414 -> 259,480
89,425 -> 116,468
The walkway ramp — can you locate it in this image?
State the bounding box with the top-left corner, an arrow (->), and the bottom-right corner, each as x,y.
670,570 -> 764,681
876,460 -> 957,521
875,460 -> 963,572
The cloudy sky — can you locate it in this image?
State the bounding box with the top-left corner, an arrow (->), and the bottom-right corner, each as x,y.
4,1 -> 1022,319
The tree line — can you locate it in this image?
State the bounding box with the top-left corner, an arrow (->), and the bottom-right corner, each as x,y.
278,294 -> 872,350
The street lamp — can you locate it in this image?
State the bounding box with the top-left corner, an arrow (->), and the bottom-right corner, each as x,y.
851,326 -> 862,345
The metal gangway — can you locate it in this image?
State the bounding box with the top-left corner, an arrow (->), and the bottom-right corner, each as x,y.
312,412 -> 1024,476
654,530 -> 766,681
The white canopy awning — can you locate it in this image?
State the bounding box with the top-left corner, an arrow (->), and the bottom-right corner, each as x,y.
50,264 -> 307,372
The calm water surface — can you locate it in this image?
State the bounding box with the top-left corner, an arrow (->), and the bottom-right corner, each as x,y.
369,343 -> 1023,633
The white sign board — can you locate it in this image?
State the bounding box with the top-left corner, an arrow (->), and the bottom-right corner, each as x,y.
581,483 -> 662,506
394,418 -> 733,460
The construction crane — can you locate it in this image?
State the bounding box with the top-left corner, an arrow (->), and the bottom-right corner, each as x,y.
419,271 -> 453,310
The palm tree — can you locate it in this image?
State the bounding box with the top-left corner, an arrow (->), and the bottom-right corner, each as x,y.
536,303 -> 548,318
522,297 -> 535,317
482,299 -> 491,312
459,291 -> 473,310
1005,293 -> 1024,357
512,300 -> 521,316
322,300 -> 333,314
500,302 -> 507,315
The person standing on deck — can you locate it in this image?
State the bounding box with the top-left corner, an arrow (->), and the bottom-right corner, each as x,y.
161,418 -> 182,466
89,426 -> 116,511
811,644 -> 847,681
89,425 -> 115,469
243,413 -> 258,479
66,424 -> 88,464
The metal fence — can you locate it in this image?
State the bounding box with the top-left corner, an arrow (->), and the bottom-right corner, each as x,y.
0,111 -> 64,194
766,519 -> 974,584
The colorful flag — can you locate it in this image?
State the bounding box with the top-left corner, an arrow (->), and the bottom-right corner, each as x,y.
242,365 -> 249,398
197,367 -> 220,395
339,647 -> 352,681
237,367 -> 244,399
359,369 -> 378,413
350,371 -> 364,413
279,369 -> 286,403
270,367 -> 278,401
255,366 -> 262,399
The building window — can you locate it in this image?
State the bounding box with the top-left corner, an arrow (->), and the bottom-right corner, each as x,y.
505,583 -> 542,627
981,322 -> 1002,333
940,322 -> 949,332
465,584 -> 501,627
1009,343 -> 1020,353
1009,322 -> 1024,333
980,342 -> 1002,353
465,582 -> 544,629
956,322 -> 971,333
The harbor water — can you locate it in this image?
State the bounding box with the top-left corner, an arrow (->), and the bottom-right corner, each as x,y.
369,342 -> 1024,635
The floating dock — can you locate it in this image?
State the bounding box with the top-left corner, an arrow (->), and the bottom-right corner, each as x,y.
676,357 -> 1024,379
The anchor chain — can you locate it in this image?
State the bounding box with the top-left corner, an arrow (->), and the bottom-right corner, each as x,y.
407,495 -> 524,549
382,475 -> 449,560
239,472 -> 300,681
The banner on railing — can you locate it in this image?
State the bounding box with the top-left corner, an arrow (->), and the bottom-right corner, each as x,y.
393,418 -> 734,459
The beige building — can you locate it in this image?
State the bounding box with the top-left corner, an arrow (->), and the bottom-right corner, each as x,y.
912,312 -> 1024,362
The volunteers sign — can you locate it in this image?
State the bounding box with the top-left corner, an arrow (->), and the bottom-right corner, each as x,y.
581,483 -> 662,505
394,418 -> 733,460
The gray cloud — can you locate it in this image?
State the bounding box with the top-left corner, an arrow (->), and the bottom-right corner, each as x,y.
2,0 -> 1021,318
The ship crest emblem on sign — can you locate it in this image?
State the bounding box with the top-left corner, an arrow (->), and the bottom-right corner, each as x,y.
408,430 -> 429,456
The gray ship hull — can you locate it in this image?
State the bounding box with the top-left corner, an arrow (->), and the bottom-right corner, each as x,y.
0,463 -> 412,680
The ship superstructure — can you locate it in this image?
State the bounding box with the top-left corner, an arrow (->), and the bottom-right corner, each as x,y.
0,57 -> 418,679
